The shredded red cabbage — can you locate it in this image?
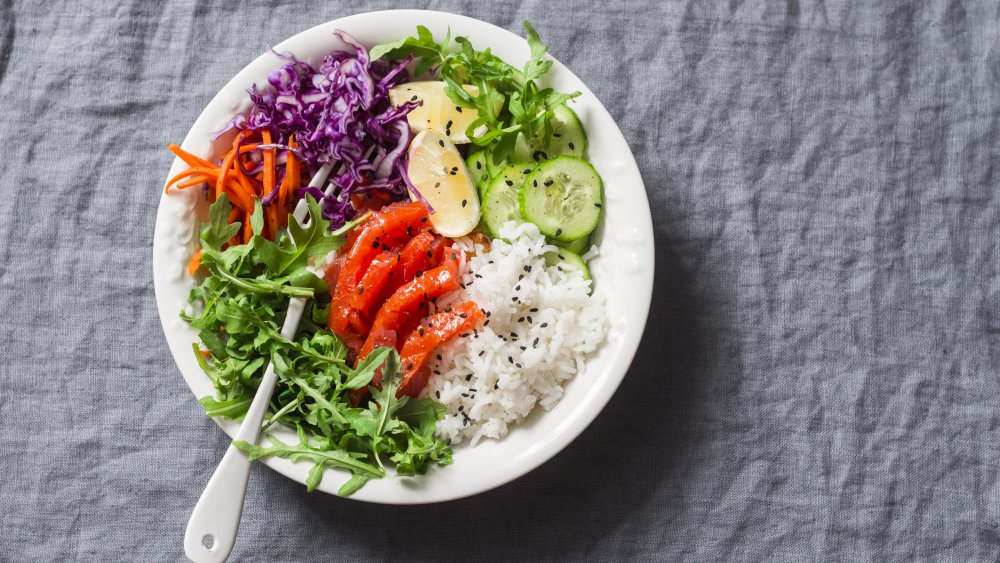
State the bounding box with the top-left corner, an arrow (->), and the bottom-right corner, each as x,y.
233,30 -> 419,229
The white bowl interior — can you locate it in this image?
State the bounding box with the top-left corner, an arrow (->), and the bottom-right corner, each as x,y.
152,9 -> 654,504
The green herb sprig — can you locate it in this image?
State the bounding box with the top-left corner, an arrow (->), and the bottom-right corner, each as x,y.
370,21 -> 581,165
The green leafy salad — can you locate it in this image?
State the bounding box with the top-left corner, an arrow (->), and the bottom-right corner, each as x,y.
185,195 -> 450,496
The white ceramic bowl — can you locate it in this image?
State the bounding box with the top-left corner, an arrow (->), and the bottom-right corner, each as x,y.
153,10 -> 654,504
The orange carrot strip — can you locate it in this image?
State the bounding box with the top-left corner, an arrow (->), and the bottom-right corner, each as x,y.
165,167 -> 218,192
167,144 -> 215,169
216,133 -> 245,200
176,176 -> 213,190
186,249 -> 202,276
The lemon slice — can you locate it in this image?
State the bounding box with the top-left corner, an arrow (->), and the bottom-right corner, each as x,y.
406,129 -> 480,237
389,81 -> 495,144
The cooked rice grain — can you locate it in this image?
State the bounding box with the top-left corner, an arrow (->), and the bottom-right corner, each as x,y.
426,222 -> 607,445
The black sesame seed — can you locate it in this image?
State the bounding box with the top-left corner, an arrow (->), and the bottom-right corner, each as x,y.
594,202 -> 603,208
436,391 -> 440,398
371,241 -> 379,248
555,228 -> 563,236
382,243 -> 391,250
475,274 -> 483,279
554,133 -> 562,138
410,94 -> 418,101
544,180 -> 553,187
529,307 -> 539,312
523,168 -> 531,174
461,393 -> 469,398
437,354 -> 443,360
533,180 -> 538,187
461,332 -> 470,337
465,373 -> 472,381
461,199 -> 467,208
532,150 -> 546,162
415,271 -> 423,278
505,180 -> 513,187
533,337 -> 539,346
446,120 -> 453,128
508,356 -> 513,364
458,405 -> 464,411
520,346 -> 526,351
406,362 -> 413,370
485,311 -> 492,317
478,350 -> 485,356
357,287 -> 364,295
540,322 -> 548,328
444,307 -> 451,312
433,370 -> 441,376
516,363 -> 522,368
476,161 -> 482,170
568,142 -> 575,150
515,285 -> 521,291
455,106 -> 463,112
527,316 -> 533,323
459,313 -> 468,318
483,319 -> 490,326
421,217 -> 428,222
418,328 -> 424,337
517,317 -> 525,323
494,382 -> 499,390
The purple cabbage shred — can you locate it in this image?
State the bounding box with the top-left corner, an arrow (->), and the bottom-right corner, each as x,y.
236,30 -> 419,229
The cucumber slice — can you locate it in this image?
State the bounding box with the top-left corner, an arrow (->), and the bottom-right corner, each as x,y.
552,235 -> 591,255
482,168 -> 526,237
545,248 -> 592,282
488,163 -> 534,199
484,152 -> 507,180
466,150 -> 491,195
519,156 -> 603,242
512,104 -> 587,163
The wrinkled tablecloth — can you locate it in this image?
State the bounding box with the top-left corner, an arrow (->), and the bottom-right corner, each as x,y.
2,1 -> 1000,561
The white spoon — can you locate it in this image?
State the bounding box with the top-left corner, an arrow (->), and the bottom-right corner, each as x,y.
184,162 -> 335,563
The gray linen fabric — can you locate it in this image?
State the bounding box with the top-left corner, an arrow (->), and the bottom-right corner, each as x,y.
2,0 -> 1000,561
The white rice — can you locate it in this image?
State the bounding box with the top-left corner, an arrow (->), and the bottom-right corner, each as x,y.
426,221 -> 607,445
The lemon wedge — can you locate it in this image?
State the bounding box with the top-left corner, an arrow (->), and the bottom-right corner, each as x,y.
406,129 -> 480,237
389,81 -> 496,144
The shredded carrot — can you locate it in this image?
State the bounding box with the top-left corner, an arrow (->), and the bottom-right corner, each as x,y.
166,128 -> 298,265
216,132 -> 245,200
176,176 -> 212,190
165,167 -> 218,193
167,144 -> 215,169
280,135 -> 299,226
231,167 -> 257,210
198,348 -> 213,358
186,249 -> 203,276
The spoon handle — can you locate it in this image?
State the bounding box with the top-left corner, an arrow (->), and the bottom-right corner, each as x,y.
182,162 -> 333,563
184,297 -> 305,562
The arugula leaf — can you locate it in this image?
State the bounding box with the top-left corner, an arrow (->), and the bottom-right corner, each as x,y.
341,346 -> 394,390
369,20 -> 580,167
202,194 -> 241,253
369,349 -> 404,438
